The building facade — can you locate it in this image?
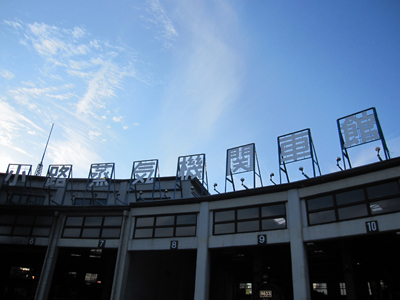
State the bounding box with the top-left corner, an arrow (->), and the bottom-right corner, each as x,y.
1,157 -> 400,300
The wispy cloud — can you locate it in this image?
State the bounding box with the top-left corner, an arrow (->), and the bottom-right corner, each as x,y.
3,20 -> 22,30
2,20 -> 139,176
144,0 -> 178,49
156,2 -> 243,171
1,70 -> 15,79
0,99 -> 44,156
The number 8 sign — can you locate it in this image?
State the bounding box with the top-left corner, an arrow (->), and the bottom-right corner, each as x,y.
170,240 -> 178,250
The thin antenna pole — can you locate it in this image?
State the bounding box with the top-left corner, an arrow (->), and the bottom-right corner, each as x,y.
35,123 -> 54,176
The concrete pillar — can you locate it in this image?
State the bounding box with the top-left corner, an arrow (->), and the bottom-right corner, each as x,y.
287,189 -> 311,300
35,211 -> 64,300
194,201 -> 210,300
110,209 -> 132,300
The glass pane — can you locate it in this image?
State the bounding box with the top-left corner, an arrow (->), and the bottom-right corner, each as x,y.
101,228 -> 121,238
32,227 -> 51,237
176,214 -> 196,225
261,204 -> 285,217
35,216 -> 53,226
154,227 -> 174,237
175,226 -> 196,236
136,217 -> 154,227
309,210 -> 336,225
0,215 -> 16,224
370,198 -> 400,215
237,207 -> 259,220
262,218 -> 286,230
66,217 -> 84,226
13,226 -> 31,236
156,216 -> 175,226
134,228 -> 153,238
16,215 -> 35,225
81,228 -> 101,238
84,217 -> 103,226
63,228 -> 81,238
338,204 -> 368,220
0,226 -> 12,235
336,189 -> 365,206
237,220 -> 259,233
103,216 -> 122,226
367,182 -> 400,199
214,210 -> 235,222
307,195 -> 334,211
214,223 -> 235,235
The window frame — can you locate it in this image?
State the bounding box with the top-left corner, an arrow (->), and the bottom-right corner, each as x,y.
133,213 -> 197,239
213,202 -> 287,236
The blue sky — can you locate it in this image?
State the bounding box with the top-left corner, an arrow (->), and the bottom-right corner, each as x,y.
1,0 -> 399,192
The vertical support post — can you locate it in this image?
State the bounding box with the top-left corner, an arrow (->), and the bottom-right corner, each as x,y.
194,202 -> 210,300
110,209 -> 132,300
35,211 -> 63,300
287,189 -> 311,300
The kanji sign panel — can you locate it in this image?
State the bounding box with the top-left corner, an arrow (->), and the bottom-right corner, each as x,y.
88,163 -> 114,187
279,130 -> 311,163
4,164 -> 32,186
226,144 -> 254,175
45,164 -> 72,187
338,108 -> 380,149
131,160 -> 157,185
177,154 -> 205,181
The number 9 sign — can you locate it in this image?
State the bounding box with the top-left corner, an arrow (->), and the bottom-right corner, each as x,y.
258,234 -> 267,245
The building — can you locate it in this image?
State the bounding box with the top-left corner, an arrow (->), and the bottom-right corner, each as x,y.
1,156 -> 400,300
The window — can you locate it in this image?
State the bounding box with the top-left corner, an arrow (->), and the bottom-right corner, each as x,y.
306,180 -> 400,225
0,214 -> 54,237
133,213 -> 197,238
239,283 -> 252,295
340,282 -> 346,296
62,216 -> 122,239
213,203 -> 286,235
313,283 -> 327,295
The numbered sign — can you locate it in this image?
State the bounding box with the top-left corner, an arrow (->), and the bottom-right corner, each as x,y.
260,290 -> 273,298
258,234 -> 267,246
170,240 -> 178,250
98,240 -> 106,248
366,221 -> 379,233
28,237 -> 35,245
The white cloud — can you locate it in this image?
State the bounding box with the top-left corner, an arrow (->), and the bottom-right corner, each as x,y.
1,70 -> 14,79
23,22 -> 89,57
145,0 -> 178,49
0,100 -> 44,155
76,63 -> 115,116
1,20 -> 139,174
88,130 -> 102,138
4,20 -> 23,30
123,126 -> 128,130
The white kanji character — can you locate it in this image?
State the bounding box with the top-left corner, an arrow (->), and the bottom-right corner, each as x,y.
280,132 -> 310,162
131,161 -> 156,185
